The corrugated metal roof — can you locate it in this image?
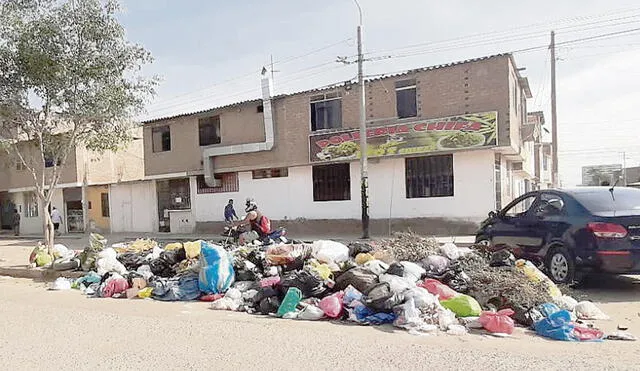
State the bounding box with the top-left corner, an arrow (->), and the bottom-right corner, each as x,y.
142,53 -> 513,124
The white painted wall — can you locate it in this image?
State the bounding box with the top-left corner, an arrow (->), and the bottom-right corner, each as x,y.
110,181 -> 158,233
193,149 -> 496,223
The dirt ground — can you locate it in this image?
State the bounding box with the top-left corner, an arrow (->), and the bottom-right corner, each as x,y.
1,239 -> 640,370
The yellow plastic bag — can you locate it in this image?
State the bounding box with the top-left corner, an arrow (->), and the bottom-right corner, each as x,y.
355,253 -> 374,265
516,259 -> 562,298
138,287 -> 153,299
164,242 -> 183,251
183,241 -> 202,259
309,261 -> 334,281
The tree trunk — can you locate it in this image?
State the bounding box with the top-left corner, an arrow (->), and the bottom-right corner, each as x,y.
43,203 -> 55,253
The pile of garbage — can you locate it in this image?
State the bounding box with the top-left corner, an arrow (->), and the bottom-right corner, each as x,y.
35,232 -> 633,341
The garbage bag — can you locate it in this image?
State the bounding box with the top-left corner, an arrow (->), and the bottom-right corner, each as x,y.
419,279 -> 458,300
52,257 -> 80,271
117,252 -> 147,270
440,242 -> 461,260
35,249 -> 53,267
538,303 -> 561,318
312,240 -> 349,265
50,277 -> 72,291
379,274 -> 414,294
319,292 -> 344,318
183,241 -> 202,259
298,303 -> 325,320
400,261 -> 426,282
403,287 -> 438,309
422,255 -> 450,275
280,270 -> 326,298
334,267 -> 379,293
386,262 -> 405,277
489,250 -> 516,267
393,298 -> 438,333
52,244 -> 74,259
138,287 -> 153,298
363,260 -> 389,276
355,253 -> 374,265
96,248 -> 127,276
259,296 -> 282,315
440,294 -> 482,317
163,242 -> 182,251
361,282 -> 404,312
307,260 -> 333,281
534,310 -> 575,341
152,275 -> 201,301
573,324 -> 604,341
353,305 -> 397,324
252,286 -> 279,307
515,259 -> 562,298
150,248 -> 187,278
479,309 -> 515,334
554,295 -> 579,312
210,288 -> 243,311
348,241 -> 374,257
260,276 -> 281,288
575,301 -> 610,320
438,308 -> 458,331
102,278 -> 130,298
198,242 -> 235,294
266,244 -> 312,266
277,287 -> 303,317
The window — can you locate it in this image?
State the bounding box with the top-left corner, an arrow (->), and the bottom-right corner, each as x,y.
534,193 -> 565,217
543,155 -> 549,171
406,155 -> 454,198
25,192 -> 38,217
310,93 -> 342,131
16,161 -> 26,171
257,105 -> 264,113
313,163 -> 350,201
44,155 -> 57,168
101,193 -> 110,217
252,168 -> 288,179
196,173 -> 239,194
198,116 -> 221,146
503,194 -> 536,218
395,79 -> 417,118
152,126 -> 171,152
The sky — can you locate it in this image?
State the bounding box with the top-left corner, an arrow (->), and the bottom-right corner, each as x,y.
116,0 -> 640,187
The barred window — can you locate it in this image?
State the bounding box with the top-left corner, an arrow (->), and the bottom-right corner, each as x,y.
196,173 -> 239,194
313,164 -> 350,201
395,79 -> 417,119
252,168 -> 288,179
405,155 -> 454,198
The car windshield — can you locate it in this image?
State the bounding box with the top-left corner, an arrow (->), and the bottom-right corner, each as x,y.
572,189 -> 640,213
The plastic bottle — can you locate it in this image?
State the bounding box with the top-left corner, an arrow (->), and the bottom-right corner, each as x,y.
276,287 -> 303,317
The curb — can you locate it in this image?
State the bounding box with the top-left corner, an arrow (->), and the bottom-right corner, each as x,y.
0,266 -> 84,281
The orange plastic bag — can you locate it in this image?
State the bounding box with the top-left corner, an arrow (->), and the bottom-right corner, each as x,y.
479,309 -> 515,334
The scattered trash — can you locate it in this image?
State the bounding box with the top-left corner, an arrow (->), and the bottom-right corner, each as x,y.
50,277 -> 72,291
606,331 -> 637,341
479,309 -> 515,335
575,301 -> 610,321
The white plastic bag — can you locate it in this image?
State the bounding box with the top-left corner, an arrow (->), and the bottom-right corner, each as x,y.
52,244 -> 74,259
554,295 -> 579,312
440,243 -> 461,260
50,277 -> 71,290
379,274 -> 413,294
446,324 -> 468,336
393,298 -> 437,334
575,301 -> 609,320
210,288 -> 243,311
312,240 -> 349,264
363,260 -> 389,276
298,304 -> 325,320
400,261 -> 426,282
96,248 -> 127,276
403,287 -> 439,308
438,308 -> 458,331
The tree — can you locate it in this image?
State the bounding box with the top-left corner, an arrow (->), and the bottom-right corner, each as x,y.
0,0 -> 157,250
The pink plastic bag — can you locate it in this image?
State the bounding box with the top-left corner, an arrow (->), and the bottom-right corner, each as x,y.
319,292 -> 344,318
418,279 -> 457,300
260,276 -> 281,288
479,309 -> 515,334
572,323 -> 604,341
102,278 -> 129,298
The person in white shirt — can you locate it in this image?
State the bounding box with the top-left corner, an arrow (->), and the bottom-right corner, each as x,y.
51,207 -> 63,236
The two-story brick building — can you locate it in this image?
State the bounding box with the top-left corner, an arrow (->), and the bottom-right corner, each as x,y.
0,131 -> 144,235
126,53 -> 536,235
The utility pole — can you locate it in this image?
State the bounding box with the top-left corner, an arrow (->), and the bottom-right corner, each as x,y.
354,0 -> 369,239
550,31 -> 559,188
622,151 -> 628,186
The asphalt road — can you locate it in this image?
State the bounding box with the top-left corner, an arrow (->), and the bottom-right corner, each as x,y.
1,276 -> 639,371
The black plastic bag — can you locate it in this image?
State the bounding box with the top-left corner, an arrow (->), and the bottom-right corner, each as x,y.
334,267 -> 379,293
361,282 -> 405,312
279,270 -> 326,298
348,242 -> 374,257
259,296 -> 281,315
386,263 -> 405,277
512,304 -> 544,328
489,250 -> 516,267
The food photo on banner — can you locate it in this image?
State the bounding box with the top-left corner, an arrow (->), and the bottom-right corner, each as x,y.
308,111 -> 498,163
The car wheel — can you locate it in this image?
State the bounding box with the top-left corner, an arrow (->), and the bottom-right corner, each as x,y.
545,246 -> 575,284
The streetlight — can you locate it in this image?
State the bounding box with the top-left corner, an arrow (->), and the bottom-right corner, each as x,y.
353,0 -> 369,239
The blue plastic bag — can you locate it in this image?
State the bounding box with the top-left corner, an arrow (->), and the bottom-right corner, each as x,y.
538,303 -> 561,318
534,310 -> 575,341
354,305 -> 397,324
198,242 -> 235,294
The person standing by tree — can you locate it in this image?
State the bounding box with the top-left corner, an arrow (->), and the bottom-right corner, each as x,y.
13,209 -> 20,236
51,207 -> 63,236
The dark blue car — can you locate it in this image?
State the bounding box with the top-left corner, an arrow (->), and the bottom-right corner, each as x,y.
476,187 -> 640,284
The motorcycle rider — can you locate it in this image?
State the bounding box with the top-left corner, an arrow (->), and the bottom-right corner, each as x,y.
233,198 -> 272,245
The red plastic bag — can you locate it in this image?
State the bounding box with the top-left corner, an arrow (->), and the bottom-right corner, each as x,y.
319,292 -> 344,318
479,309 -> 515,334
572,323 -> 604,341
418,279 -> 457,300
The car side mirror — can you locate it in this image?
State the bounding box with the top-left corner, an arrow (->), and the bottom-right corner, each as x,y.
488,210 -> 497,219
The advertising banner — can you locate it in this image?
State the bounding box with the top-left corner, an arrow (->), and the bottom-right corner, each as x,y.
309,111 -> 498,163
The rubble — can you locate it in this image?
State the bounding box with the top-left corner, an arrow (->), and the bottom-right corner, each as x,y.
34,232 -> 614,342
